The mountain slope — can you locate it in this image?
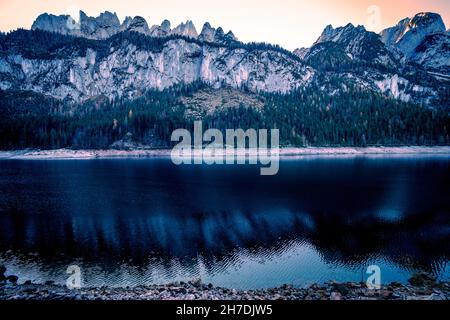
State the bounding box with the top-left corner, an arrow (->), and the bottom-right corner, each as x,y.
313,23 -> 399,68
293,23 -> 441,106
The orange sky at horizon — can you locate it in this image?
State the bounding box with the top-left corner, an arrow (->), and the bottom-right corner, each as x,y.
0,0 -> 449,50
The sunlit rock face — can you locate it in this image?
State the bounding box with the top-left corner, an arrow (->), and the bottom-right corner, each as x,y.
380,12 -> 449,73
381,12 -> 446,57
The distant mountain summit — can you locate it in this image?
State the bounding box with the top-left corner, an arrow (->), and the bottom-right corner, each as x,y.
294,12 -> 449,75
381,12 -> 445,56
380,12 -> 449,73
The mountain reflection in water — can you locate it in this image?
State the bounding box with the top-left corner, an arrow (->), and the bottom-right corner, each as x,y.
0,157 -> 449,288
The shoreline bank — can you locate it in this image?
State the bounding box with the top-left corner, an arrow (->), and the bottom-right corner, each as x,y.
1,279 -> 448,301
0,146 -> 450,160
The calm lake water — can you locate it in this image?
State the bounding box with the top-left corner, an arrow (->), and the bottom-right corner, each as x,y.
0,156 -> 449,289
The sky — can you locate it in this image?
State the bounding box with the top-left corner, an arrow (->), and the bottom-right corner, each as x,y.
0,0 -> 449,50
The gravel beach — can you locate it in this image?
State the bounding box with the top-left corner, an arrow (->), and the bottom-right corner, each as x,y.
1,276 -> 448,300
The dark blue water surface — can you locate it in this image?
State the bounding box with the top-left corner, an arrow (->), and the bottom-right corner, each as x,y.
0,156 -> 449,289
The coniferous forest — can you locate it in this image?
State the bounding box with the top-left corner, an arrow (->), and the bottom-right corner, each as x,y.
0,81 -> 449,150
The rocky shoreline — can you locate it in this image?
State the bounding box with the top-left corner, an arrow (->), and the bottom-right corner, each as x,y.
1,146 -> 450,160
1,267 -> 448,300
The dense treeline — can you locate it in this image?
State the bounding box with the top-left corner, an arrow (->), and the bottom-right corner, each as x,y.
0,82 -> 448,150
261,89 -> 449,146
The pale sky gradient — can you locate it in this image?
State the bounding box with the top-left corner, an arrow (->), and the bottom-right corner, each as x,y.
0,0 -> 449,50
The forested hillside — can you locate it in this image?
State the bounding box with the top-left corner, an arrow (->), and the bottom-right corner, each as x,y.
1,82 -> 448,150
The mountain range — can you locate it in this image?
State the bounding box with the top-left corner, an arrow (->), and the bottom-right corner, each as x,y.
0,11 -> 448,106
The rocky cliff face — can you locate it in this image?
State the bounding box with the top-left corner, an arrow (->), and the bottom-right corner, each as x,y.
0,33 -> 314,102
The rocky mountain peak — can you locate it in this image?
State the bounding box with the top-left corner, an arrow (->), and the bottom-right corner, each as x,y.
199,22 -> 215,42
215,27 -> 224,37
225,31 -> 237,41
150,20 -> 172,37
171,20 -> 198,38
120,16 -> 133,30
310,22 -> 398,68
161,20 -> 171,32
197,23 -> 237,44
314,23 -> 366,45
409,12 -> 445,30
31,13 -> 73,35
380,12 -> 446,57
79,10 -> 121,39
378,12 -> 449,73
380,17 -> 410,47
32,10 -> 121,39
126,16 -> 150,34
92,11 -> 120,28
